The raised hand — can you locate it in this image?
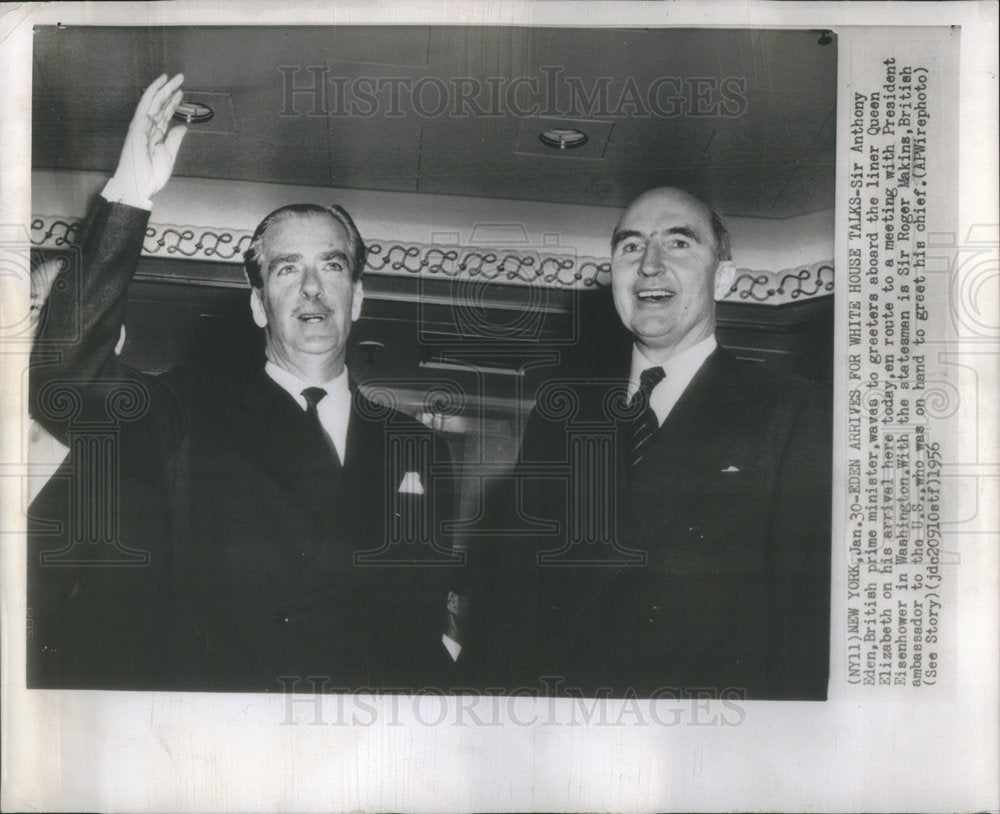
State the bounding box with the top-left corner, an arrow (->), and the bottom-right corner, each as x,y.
110,73 -> 187,202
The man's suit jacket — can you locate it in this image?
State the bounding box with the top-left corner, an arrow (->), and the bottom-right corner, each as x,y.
506,347 -> 832,699
29,200 -> 460,693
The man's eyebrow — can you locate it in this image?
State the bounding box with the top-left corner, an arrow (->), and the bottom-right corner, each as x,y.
663,225 -> 702,243
611,229 -> 643,251
267,253 -> 302,271
318,250 -> 350,262
611,225 -> 703,251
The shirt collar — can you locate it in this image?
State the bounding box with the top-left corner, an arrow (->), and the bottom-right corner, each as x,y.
628,334 -> 717,397
264,360 -> 351,409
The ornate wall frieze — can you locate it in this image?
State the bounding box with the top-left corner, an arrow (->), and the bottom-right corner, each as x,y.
721,264 -> 835,304
31,214 -> 833,303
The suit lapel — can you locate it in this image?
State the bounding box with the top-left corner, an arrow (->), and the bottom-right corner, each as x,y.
616,349 -> 764,550
329,386 -> 407,544
228,370 -> 343,527
340,387 -> 388,487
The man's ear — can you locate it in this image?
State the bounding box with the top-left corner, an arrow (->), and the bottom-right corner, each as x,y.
250,288 -> 268,329
351,279 -> 364,322
714,260 -> 736,300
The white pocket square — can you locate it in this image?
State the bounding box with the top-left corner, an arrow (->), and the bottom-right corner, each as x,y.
721,465 -> 740,473
397,471 -> 425,495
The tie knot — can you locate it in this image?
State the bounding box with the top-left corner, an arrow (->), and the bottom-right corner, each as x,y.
638,366 -> 665,397
301,387 -> 328,410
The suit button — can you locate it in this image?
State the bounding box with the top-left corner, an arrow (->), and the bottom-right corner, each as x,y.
646,603 -> 660,623
687,525 -> 704,541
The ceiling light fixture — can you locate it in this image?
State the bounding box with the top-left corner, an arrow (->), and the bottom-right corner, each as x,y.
539,127 -> 588,150
172,100 -> 214,124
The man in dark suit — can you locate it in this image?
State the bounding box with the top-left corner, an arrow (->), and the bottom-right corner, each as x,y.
29,74 -> 462,692
511,187 -> 831,700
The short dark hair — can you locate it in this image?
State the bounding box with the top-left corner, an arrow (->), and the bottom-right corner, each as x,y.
243,203 -> 368,288
709,208 -> 732,262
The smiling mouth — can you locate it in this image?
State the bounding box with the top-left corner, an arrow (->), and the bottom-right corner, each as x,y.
297,312 -> 330,323
635,289 -> 674,302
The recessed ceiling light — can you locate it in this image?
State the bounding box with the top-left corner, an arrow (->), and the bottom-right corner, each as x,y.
172,100 -> 214,124
539,127 -> 588,150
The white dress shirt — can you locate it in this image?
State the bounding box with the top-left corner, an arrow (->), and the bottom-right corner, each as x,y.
264,361 -> 352,463
627,335 -> 718,427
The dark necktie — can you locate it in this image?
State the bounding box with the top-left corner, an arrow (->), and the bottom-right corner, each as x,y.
301,386 -> 341,465
628,365 -> 665,470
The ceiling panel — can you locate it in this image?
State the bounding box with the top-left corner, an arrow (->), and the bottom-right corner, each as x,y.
770,109 -> 838,216
31,25 -> 837,218
695,90 -> 836,215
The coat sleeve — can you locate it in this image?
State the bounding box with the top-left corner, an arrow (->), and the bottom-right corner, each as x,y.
26,199 -> 178,689
29,198 -> 189,452
464,403 -> 563,686
765,383 -> 833,699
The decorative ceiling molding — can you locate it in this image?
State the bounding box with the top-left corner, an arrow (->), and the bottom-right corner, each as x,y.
31,214 -> 833,303
721,263 -> 835,304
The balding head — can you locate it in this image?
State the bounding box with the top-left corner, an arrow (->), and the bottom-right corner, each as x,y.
613,188 -> 731,263
609,187 -> 735,362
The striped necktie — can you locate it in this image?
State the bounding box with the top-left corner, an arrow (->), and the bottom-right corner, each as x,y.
629,366 -> 665,470
301,386 -> 341,465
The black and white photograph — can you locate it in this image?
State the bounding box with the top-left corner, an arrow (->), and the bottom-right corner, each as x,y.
24,22 -> 836,699
1,3 -> 997,812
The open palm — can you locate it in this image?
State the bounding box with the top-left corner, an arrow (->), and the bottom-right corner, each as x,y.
112,73 -> 187,201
